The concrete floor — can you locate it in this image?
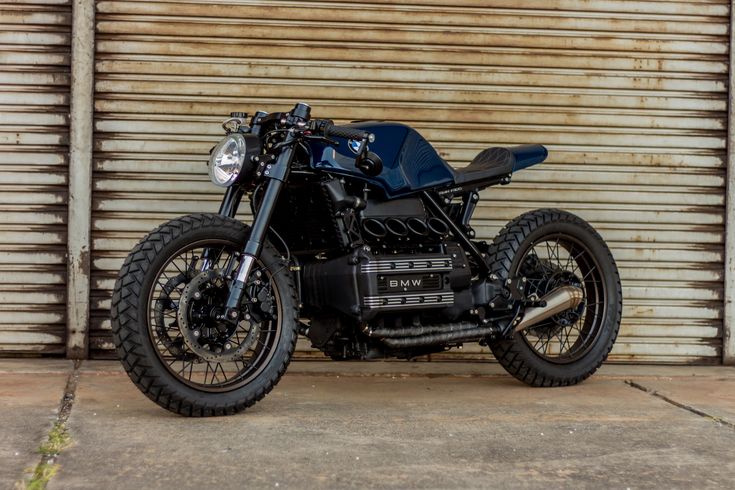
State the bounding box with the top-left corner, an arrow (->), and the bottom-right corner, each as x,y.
0,361 -> 71,486
3,360 -> 734,489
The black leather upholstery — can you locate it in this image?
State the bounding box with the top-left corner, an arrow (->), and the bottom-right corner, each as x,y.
453,147 -> 514,185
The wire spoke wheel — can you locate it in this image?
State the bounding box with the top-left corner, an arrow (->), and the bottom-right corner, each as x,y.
112,214 -> 298,416
487,209 -> 622,387
517,233 -> 606,364
148,240 -> 282,392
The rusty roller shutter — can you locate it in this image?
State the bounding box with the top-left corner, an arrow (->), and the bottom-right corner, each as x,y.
0,1 -> 71,354
92,0 -> 728,363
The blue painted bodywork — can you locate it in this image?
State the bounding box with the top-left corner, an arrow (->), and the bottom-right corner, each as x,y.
306,121 -> 547,198
510,144 -> 548,172
307,122 -> 455,198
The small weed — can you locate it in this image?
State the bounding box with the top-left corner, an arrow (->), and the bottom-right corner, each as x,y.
21,462 -> 59,490
38,423 -> 70,456
16,422 -> 71,489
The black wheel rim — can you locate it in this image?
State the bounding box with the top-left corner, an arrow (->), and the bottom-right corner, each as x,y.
515,233 -> 607,364
146,239 -> 282,392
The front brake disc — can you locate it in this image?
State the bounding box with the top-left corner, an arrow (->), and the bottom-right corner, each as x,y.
153,273 -> 193,360
178,270 -> 260,362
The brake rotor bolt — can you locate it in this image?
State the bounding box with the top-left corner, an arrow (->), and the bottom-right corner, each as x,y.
193,330 -> 200,338
229,310 -> 238,319
193,291 -> 201,300
225,343 -> 232,350
245,313 -> 251,320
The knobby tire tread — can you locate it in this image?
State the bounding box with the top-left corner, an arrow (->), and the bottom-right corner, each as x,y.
110,213 -> 299,416
485,209 -> 622,387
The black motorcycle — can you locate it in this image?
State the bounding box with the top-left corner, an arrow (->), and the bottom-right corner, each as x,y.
111,103 -> 622,416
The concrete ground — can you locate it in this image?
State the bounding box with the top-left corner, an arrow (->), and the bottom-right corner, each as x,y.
2,360 -> 734,489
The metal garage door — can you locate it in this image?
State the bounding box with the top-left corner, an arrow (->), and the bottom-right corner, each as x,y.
91,0 -> 728,363
0,1 -> 71,354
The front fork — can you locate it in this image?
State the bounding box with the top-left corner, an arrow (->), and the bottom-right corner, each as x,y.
198,186 -> 245,272
222,131 -> 297,318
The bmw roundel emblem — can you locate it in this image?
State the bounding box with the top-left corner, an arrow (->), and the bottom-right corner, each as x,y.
348,139 -> 362,154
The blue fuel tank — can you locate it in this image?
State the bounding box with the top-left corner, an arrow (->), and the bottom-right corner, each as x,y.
307,122 -> 455,198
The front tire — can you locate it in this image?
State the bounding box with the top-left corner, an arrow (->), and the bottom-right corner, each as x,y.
486,209 -> 622,387
111,213 -> 299,416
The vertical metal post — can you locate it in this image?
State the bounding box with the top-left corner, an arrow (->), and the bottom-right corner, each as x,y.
724,3 -> 735,365
66,0 -> 95,359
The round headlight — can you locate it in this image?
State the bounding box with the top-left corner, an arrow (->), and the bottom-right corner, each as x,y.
208,134 -> 247,187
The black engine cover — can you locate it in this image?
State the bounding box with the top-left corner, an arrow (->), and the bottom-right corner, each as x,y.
301,243 -> 472,322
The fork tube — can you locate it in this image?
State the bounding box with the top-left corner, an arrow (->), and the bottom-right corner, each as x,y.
225,132 -> 296,312
225,179 -> 284,312
218,186 -> 245,218
198,187 -> 246,272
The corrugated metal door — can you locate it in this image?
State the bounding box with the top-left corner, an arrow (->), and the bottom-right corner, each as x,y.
0,1 -> 71,354
92,0 -> 728,363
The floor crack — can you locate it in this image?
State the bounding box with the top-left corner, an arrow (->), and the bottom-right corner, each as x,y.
625,379 -> 735,431
16,359 -> 82,489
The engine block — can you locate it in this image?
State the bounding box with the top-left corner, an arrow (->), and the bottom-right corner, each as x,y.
301,243 -> 472,322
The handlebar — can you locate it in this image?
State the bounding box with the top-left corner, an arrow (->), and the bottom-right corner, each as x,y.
324,124 -> 369,141
246,105 -> 376,145
310,119 -> 372,142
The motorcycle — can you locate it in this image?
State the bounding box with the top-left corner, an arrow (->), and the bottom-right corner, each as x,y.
111,102 -> 622,416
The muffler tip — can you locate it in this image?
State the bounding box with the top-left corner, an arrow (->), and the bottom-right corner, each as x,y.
514,285 -> 585,333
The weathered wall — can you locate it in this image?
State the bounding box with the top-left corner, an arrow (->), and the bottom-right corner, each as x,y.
0,0 -> 731,363
0,0 -> 72,354
87,0 -> 730,362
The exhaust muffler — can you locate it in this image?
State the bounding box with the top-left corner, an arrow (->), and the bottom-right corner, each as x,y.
514,285 -> 585,332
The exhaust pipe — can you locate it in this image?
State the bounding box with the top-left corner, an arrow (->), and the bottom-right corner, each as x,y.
367,321 -> 478,339
514,285 -> 585,332
362,286 -> 585,349
374,322 -> 501,348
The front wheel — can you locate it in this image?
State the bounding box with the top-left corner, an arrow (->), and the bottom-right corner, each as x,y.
111,213 -> 299,416
486,209 -> 622,387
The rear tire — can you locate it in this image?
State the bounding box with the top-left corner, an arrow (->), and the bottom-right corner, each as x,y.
486,209 -> 622,387
111,213 -> 299,416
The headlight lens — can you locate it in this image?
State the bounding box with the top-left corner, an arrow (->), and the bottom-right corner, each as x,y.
208,134 -> 248,187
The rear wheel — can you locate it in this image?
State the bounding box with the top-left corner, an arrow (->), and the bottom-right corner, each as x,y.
486,209 -> 622,386
111,213 -> 298,416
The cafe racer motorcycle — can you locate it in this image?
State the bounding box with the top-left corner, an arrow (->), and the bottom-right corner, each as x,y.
111,102 -> 622,416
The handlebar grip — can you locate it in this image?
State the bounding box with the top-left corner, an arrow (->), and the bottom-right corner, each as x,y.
323,124 -> 369,141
